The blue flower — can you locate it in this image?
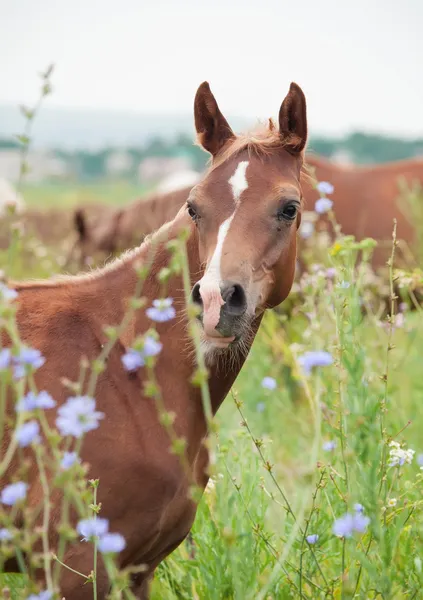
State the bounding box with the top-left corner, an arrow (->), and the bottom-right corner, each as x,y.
56,396 -> 104,438
16,390 -> 56,413
0,528 -> 11,541
338,281 -> 350,289
354,503 -> 364,513
98,532 -> 126,553
315,198 -> 333,214
417,453 -> 423,467
1,481 -> 28,505
26,591 -> 52,600
298,351 -> 333,375
0,283 -> 18,302
0,348 -> 11,370
261,376 -> 277,390
306,534 -> 319,544
300,221 -> 314,239
60,451 -> 80,470
77,517 -> 109,541
256,402 -> 265,413
146,298 -> 176,322
16,420 -> 40,447
333,512 -> 370,538
13,347 -> 45,380
316,181 -> 334,195
121,335 -> 162,372
323,440 -> 336,452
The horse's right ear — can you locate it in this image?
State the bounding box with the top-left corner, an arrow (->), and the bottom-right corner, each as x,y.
74,209 -> 87,241
194,82 -> 235,157
279,82 -> 308,153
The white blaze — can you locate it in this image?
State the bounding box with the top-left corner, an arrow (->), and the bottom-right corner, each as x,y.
198,160 -> 249,335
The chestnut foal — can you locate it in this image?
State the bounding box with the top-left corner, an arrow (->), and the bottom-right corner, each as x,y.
2,81 -> 307,598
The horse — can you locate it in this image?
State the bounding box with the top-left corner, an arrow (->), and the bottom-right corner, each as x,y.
1,80 -> 308,599
302,154 -> 423,267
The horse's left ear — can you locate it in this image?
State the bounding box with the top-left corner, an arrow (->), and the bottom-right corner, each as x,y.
194,82 -> 235,156
278,82 -> 307,153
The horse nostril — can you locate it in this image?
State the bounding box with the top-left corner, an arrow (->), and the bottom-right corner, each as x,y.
221,283 -> 247,316
191,283 -> 203,307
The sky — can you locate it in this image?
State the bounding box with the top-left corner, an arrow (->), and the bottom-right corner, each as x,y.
1,0 -> 422,137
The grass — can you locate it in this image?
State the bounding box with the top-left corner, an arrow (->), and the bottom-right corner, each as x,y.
2,185 -> 423,599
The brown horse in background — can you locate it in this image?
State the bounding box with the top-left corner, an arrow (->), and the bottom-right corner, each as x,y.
2,80 -> 308,599
70,154 -> 423,271
303,154 -> 423,267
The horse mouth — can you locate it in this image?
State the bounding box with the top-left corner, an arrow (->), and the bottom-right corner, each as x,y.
202,333 -> 236,349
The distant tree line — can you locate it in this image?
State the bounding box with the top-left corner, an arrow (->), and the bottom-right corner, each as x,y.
0,132 -> 422,181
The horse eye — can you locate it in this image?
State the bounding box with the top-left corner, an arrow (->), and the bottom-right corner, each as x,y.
277,204 -> 298,222
187,204 -> 198,221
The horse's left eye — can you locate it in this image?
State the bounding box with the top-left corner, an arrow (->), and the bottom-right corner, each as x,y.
277,204 -> 298,222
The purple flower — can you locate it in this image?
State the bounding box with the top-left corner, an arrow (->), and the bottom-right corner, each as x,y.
56,396 -> 104,438
323,440 -> 336,452
261,376 -> 277,390
77,517 -> 109,541
315,198 -> 333,214
326,268 -> 337,279
300,221 -> 314,239
316,181 -> 334,195
0,528 -> 11,541
333,512 -> 370,538
16,390 -> 55,413
306,534 -> 319,544
16,420 -> 40,447
417,454 -> 423,467
0,348 -> 11,370
354,503 -> 364,514
13,347 -> 45,380
298,351 -> 334,375
1,481 -> 28,505
26,591 -> 52,600
98,532 -> 126,553
121,335 -> 162,372
60,451 -> 80,470
146,298 -> 176,322
0,283 -> 18,302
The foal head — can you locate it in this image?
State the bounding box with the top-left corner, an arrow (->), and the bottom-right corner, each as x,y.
189,81 -> 307,351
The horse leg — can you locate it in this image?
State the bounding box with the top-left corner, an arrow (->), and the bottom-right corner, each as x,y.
59,545 -> 110,600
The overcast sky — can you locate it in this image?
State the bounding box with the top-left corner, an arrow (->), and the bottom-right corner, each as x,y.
1,0 -> 422,137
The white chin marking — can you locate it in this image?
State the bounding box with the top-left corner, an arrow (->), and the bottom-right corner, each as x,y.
229,160 -> 249,203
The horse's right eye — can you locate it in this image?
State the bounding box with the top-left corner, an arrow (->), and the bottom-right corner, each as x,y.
187,204 -> 198,221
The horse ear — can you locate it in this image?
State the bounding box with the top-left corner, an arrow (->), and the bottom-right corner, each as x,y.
194,82 -> 235,156
278,82 -> 307,153
74,209 -> 87,241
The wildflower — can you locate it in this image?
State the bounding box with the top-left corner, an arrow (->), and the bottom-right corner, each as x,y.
315,198 -> 333,214
1,481 -> 28,506
387,498 -> 397,508
333,511 -> 370,538
56,396 -> 104,438
77,517 -> 109,541
306,534 -> 319,544
326,267 -> 336,279
261,376 -> 277,390
0,282 -> 18,302
26,591 -> 52,600
417,454 -> 423,467
13,347 -> 45,380
0,528 -> 11,541
298,351 -> 334,375
388,441 -> 415,467
323,440 -> 336,452
16,420 -> 40,447
121,335 -> 162,372
0,348 -> 11,370
354,503 -> 364,513
256,402 -> 265,413
205,478 -> 216,494
98,532 -> 126,553
316,181 -> 334,195
300,221 -> 314,239
16,390 -> 55,413
146,298 -> 176,322
338,281 -> 350,289
60,451 -> 80,470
